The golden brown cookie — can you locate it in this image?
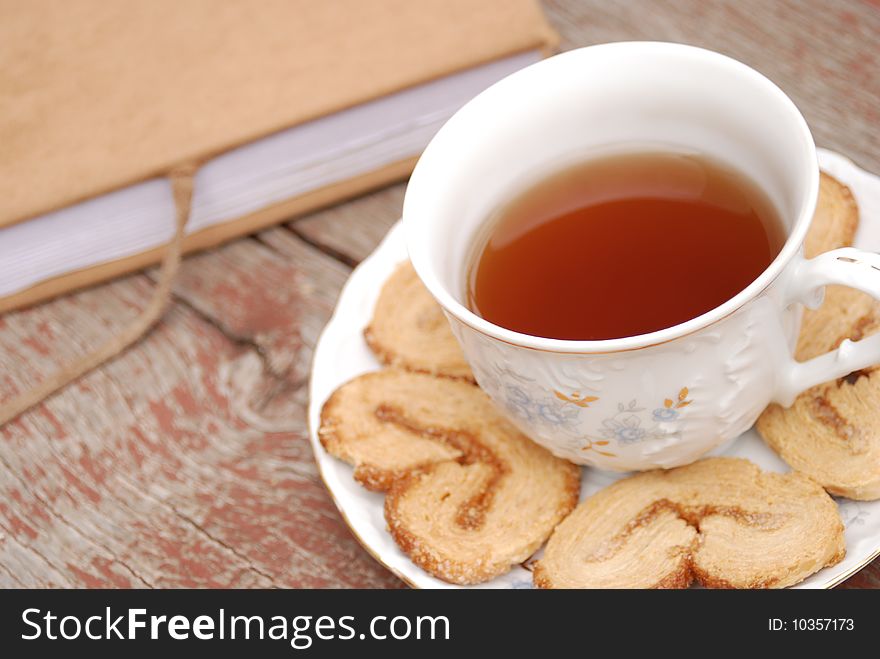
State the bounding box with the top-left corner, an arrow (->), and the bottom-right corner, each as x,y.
364,261 -> 474,382
803,172 -> 859,259
319,370 -> 580,584
533,458 -> 845,589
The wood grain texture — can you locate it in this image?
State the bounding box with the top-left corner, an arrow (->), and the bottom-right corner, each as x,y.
0,240 -> 401,588
293,184 -> 406,266
1,0 -> 877,588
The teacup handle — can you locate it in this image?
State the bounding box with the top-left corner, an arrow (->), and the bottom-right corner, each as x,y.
775,247 -> 880,406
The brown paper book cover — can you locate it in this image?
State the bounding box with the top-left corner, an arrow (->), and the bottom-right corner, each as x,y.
0,0 -> 557,311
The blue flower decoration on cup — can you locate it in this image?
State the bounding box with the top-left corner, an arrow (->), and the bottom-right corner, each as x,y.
652,407 -> 680,422
616,426 -> 647,443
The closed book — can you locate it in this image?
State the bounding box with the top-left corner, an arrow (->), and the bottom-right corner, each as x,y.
0,0 -> 556,311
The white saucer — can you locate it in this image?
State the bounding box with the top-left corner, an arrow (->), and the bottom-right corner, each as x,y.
308,148 -> 880,588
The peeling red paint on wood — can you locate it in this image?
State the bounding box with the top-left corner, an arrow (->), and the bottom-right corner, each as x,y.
0,244 -> 400,588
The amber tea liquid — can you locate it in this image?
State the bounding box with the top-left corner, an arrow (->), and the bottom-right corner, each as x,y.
467,152 -> 785,340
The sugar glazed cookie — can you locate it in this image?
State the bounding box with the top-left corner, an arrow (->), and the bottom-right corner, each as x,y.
364,261 -> 474,382
319,370 -> 580,584
757,172 -> 880,500
533,458 -> 845,589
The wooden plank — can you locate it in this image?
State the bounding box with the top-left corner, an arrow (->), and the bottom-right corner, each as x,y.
292,183 -> 405,266
0,239 -> 401,587
542,0 -> 880,172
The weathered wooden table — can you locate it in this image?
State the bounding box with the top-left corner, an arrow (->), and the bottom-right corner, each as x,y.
1,0 -> 878,588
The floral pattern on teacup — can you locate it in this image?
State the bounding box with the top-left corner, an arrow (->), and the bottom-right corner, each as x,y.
553,390 -> 599,408
569,387 -> 692,455
651,387 -> 692,422
502,384 -> 582,432
600,409 -> 652,444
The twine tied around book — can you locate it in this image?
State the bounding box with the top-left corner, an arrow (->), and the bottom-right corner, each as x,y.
0,164 -> 198,429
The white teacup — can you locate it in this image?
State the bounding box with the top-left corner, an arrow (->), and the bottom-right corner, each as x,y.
403,42 -> 880,471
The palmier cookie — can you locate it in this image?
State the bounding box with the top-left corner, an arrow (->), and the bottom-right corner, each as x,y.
364,261 -> 474,382
534,457 -> 844,589
319,370 -> 580,584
